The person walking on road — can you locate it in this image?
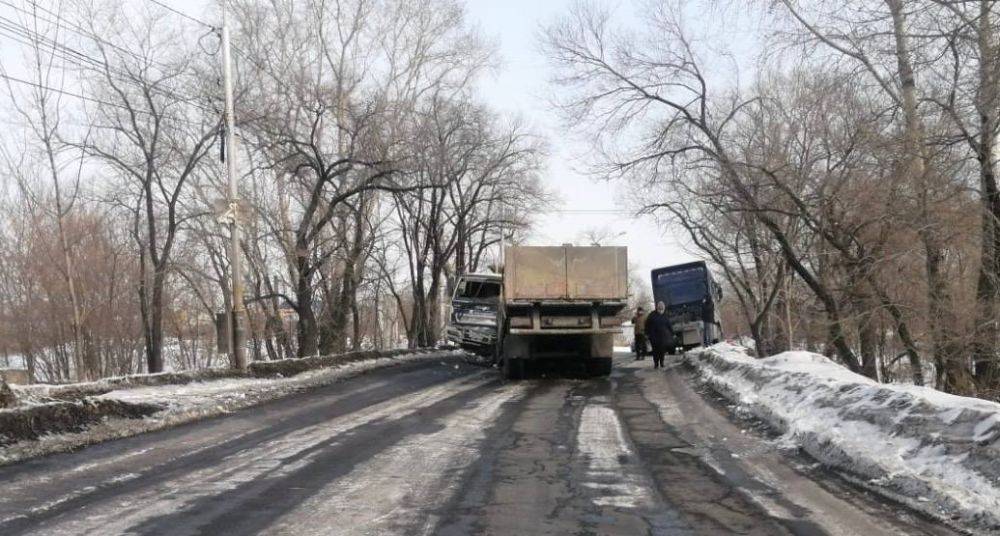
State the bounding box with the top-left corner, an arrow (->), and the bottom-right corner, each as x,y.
644,301 -> 674,369
632,307 -> 648,360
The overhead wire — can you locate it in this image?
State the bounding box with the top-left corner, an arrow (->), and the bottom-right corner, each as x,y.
0,2 -> 220,116
10,0 -> 172,71
8,0 -> 313,120
0,71 -> 160,116
142,0 -> 214,29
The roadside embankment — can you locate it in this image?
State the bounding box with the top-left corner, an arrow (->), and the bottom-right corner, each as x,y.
0,347 -> 460,465
687,343 -> 1000,535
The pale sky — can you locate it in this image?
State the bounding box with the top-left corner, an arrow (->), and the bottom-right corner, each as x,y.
461,0 -> 697,286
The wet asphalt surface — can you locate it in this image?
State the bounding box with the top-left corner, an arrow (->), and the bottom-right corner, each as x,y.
0,353 -> 963,535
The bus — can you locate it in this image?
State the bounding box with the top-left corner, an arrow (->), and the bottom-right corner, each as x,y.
650,261 -> 723,351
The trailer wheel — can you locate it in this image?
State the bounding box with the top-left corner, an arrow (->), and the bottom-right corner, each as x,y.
503,357 -> 524,380
492,340 -> 503,367
587,358 -> 612,377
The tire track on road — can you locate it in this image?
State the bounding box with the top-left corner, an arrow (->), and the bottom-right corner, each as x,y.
2,362 -> 490,535
260,381 -> 530,535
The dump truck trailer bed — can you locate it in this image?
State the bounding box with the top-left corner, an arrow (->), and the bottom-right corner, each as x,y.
499,245 -> 628,379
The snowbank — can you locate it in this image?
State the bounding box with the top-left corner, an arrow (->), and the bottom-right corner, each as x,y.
0,349 -> 463,466
12,368 -> 246,405
0,399 -> 161,446
687,343 -> 1000,535
11,347 -> 451,406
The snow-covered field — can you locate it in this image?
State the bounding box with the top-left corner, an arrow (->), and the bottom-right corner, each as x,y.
0,350 -> 463,466
687,343 -> 1000,534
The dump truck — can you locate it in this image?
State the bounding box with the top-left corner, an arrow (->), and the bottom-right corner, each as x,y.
497,245 -> 628,379
446,273 -> 503,356
650,261 -> 723,352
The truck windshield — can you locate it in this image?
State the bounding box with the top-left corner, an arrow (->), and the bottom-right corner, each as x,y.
455,279 -> 501,300
656,267 -> 707,305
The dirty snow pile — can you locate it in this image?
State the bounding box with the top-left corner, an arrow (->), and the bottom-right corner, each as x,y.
687,343 -> 1000,534
95,350 -> 455,411
0,349 -> 462,466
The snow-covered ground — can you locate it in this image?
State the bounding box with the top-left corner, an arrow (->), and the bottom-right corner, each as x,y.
687,343 -> 1000,534
0,350 -> 463,466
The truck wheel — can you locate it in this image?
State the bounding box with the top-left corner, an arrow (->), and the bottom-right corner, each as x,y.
503,357 -> 523,380
588,358 -> 612,377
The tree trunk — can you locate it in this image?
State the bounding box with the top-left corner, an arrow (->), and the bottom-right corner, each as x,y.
973,201 -> 999,383
924,230 -> 976,394
748,319 -> 768,358
884,0 -> 927,386
148,270 -> 166,373
319,260 -> 352,355
455,219 -> 467,276
858,304 -> 879,381
0,378 -> 15,408
426,275 -> 442,347
138,249 -> 153,374
296,260 -> 319,357
351,296 -> 362,351
972,0 -> 1000,389
761,216 -> 861,372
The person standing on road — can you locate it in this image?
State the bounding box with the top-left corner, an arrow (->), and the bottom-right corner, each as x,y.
632,307 -> 648,361
644,301 -> 674,369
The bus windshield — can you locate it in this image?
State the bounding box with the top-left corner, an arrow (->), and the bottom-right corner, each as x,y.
656,267 -> 707,305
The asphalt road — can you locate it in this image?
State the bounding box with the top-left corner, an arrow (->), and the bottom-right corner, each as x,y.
0,353 -> 961,535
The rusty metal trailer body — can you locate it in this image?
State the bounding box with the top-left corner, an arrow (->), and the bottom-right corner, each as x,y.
499,246 -> 628,379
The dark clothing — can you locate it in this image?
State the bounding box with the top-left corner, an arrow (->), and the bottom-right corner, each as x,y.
645,310 -> 674,368
652,345 -> 665,368
644,310 -> 674,347
634,333 -> 648,359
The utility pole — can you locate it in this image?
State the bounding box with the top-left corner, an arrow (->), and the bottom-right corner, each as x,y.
499,204 -> 508,271
221,2 -> 247,370
784,267 -> 793,351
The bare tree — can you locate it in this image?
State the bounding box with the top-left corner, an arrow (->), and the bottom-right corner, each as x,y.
769,0 -> 975,391
542,1 -> 867,372
394,96 -> 544,347
0,3 -> 91,379
71,2 -> 219,373
231,0 -> 495,356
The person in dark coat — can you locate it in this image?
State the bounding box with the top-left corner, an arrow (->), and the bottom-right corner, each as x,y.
632,307 -> 648,360
644,301 -> 674,369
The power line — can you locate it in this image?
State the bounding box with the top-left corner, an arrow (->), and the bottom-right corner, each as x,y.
142,0 -> 214,29
142,0 -> 218,30
0,1 -> 222,126
0,16 -> 103,71
0,70 -> 159,115
0,70 -> 219,131
8,0 -> 173,71
0,10 -> 219,115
